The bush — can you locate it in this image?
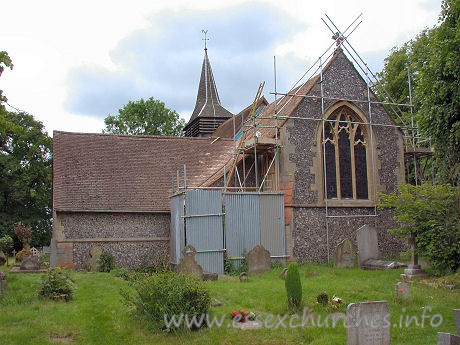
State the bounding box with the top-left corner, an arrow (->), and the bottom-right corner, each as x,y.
98,251 -> 115,272
121,272 -> 211,331
38,267 -> 75,301
285,262 -> 302,309
15,249 -> 31,262
379,183 -> 459,275
224,251 -> 247,276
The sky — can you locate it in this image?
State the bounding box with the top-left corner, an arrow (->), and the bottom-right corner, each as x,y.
0,0 -> 441,135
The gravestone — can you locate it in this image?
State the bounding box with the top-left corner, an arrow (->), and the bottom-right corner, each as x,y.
356,224 -> 379,267
46,239 -> 64,268
85,246 -> 102,271
175,245 -> 203,278
394,282 -> 409,299
0,270 -> 7,295
203,271 -> 218,281
346,301 -> 390,345
438,332 -> 460,345
247,245 -> 271,274
20,255 -> 40,271
239,272 -> 248,282
334,239 -> 356,268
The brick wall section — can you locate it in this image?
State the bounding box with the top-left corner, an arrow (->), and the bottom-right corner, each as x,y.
57,212 -> 170,269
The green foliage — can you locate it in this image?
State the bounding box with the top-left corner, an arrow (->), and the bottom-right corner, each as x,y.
378,1 -> 459,184
121,272 -> 211,331
0,110 -> 52,248
0,51 -> 13,107
379,183 -> 459,274
103,97 -> 185,136
285,262 -> 302,309
38,267 -> 75,301
316,292 -> 329,306
415,0 -> 460,184
224,252 -> 248,276
0,234 -> 13,253
98,251 -> 115,272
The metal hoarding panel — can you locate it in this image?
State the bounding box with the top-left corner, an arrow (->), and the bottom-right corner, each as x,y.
185,190 -> 224,275
224,193 -> 261,263
259,194 -> 286,258
170,194 -> 184,264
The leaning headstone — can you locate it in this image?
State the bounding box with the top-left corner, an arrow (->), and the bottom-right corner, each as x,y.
356,224 -> 379,267
175,245 -> 203,279
239,272 -> 248,282
85,246 -> 102,271
438,332 -> 460,345
394,282 -> 409,299
20,255 -> 40,271
279,267 -> 288,280
0,270 -> 7,295
346,301 -> 390,345
247,245 -> 271,274
334,239 -> 356,268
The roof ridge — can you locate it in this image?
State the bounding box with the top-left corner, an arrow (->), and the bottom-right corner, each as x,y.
53,131 -> 234,141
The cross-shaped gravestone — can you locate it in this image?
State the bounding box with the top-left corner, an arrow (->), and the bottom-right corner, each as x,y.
49,239 -> 65,268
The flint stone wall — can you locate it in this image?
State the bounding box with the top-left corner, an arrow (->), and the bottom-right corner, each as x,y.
282,51 -> 407,262
57,212 -> 170,269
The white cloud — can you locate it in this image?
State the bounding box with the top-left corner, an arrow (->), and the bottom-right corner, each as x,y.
0,0 -> 441,134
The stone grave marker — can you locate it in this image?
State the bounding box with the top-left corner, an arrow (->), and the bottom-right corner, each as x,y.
20,255 -> 40,271
0,270 -> 7,295
247,245 -> 271,274
346,301 -> 390,345
175,245 -> 203,278
239,272 -> 248,282
394,282 -> 409,299
438,332 -> 460,345
334,238 -> 356,268
85,246 -> 103,271
356,224 -> 379,267
46,239 -> 65,268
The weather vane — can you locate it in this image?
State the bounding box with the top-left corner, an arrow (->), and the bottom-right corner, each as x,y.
201,29 -> 209,50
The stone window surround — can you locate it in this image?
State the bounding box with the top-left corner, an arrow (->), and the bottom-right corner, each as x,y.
312,101 -> 380,207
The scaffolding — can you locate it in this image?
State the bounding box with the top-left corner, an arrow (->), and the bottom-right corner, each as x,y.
173,14 -> 433,263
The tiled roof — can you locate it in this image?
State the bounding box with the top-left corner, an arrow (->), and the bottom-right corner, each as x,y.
53,132 -> 234,212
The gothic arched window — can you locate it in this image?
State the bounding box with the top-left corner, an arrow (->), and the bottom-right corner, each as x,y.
322,106 -> 369,200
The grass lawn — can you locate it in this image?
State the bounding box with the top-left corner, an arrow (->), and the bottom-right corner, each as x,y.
0,262 -> 458,345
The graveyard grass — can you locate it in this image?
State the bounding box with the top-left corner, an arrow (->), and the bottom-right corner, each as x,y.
0,261 -> 458,345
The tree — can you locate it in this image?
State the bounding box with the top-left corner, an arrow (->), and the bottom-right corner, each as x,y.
377,0 -> 459,185
0,110 -> 53,248
103,97 -> 185,136
416,0 -> 459,185
0,51 -> 13,107
379,183 -> 459,275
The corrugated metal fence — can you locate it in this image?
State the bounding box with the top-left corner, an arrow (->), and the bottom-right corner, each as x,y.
170,191 -> 285,274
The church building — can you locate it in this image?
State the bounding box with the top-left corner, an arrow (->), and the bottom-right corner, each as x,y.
52,43 -> 406,270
